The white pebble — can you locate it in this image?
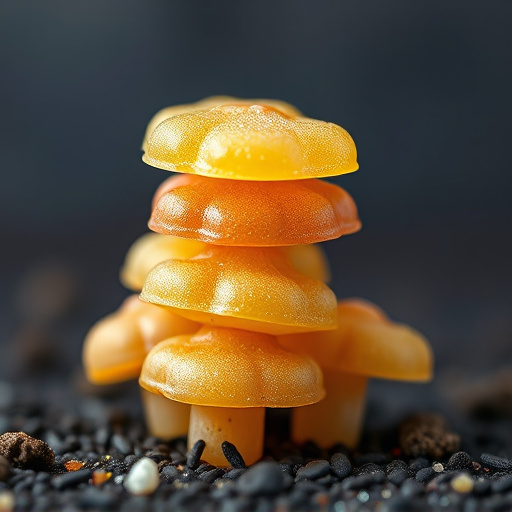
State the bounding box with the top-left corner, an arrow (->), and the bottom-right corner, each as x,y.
0,490 -> 15,512
124,457 -> 160,495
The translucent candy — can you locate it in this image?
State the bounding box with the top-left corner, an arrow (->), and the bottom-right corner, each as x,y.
282,244 -> 331,283
279,299 -> 433,380
142,96 -> 302,151
150,174 -> 360,246
120,232 -> 206,291
143,104 -> 358,180
140,245 -> 337,335
83,295 -> 199,384
139,326 -> 324,408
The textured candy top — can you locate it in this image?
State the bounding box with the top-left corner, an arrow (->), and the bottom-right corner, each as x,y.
120,233 -> 206,291
279,299 -> 433,381
143,104 -> 358,181
82,295 -> 199,384
139,326 -> 324,408
140,245 -> 337,335
142,96 -> 302,151
150,174 -> 360,246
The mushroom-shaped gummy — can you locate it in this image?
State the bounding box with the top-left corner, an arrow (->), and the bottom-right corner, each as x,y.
150,174 -> 360,246
143,104 -> 358,181
140,245 -> 337,335
282,244 -> 331,283
142,96 -> 302,151
279,299 -> 433,448
83,295 -> 199,439
120,233 -> 205,291
139,326 -> 324,466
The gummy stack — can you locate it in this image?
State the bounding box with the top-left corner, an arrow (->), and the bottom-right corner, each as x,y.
83,97 -> 433,467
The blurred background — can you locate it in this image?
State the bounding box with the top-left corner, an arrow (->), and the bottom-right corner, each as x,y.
0,1 -> 511,419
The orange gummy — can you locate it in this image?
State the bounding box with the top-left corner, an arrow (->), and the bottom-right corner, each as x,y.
150,174 -> 361,246
140,245 -> 337,335
139,326 -> 324,408
83,295 -> 199,384
279,299 -> 432,381
143,104 -> 358,181
142,96 -> 302,151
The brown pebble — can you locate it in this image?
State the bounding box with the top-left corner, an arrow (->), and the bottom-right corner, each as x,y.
92,470 -> 112,486
0,432 -> 55,470
399,413 -> 460,459
0,455 -> 11,482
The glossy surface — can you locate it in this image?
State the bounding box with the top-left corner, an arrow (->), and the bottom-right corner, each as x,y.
282,244 -> 331,283
189,406 -> 264,467
140,245 -> 337,334
279,299 -> 433,380
83,295 -> 200,384
142,96 -> 302,151
150,174 -> 360,246
139,326 -> 324,407
120,232 -> 205,291
292,369 -> 368,449
143,104 -> 358,180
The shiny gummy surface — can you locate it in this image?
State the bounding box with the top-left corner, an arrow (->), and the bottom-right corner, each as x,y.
143,104 -> 358,180
150,174 -> 360,246
139,326 -> 324,408
82,295 -> 200,384
140,245 -> 337,335
142,96 -> 302,151
279,299 -> 433,381
120,232 -> 206,291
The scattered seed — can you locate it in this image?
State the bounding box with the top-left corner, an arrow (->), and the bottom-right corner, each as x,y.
221,441 -> 246,469
124,457 -> 160,495
186,440 -> 205,469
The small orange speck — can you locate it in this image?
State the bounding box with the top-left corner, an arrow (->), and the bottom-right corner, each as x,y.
92,470 -> 112,486
65,460 -> 85,472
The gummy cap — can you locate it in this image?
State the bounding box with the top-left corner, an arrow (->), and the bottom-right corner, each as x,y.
280,299 -> 433,381
139,326 -> 324,408
144,104 -> 358,181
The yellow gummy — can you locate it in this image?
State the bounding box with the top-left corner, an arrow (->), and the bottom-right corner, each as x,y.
143,104 -> 358,181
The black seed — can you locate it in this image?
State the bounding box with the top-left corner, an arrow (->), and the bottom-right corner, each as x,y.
447,451 -> 472,471
296,460 -> 330,481
415,467 -> 435,483
491,475 -> 512,493
51,469 -> 92,490
221,441 -> 246,469
330,453 -> 352,479
409,458 -> 430,474
236,461 -> 287,495
388,468 -> 408,485
473,478 -> 491,495
198,468 -> 225,484
400,478 -> 424,498
160,465 -> 180,482
481,453 -> 512,471
187,439 -> 205,469
79,487 -> 117,509
387,460 -> 408,474
223,468 -> 246,480
111,434 -> 131,455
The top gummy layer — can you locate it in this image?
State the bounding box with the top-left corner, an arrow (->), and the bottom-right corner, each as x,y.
143,104 -> 358,181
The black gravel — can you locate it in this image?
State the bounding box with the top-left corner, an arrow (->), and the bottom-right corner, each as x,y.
0,380 -> 510,511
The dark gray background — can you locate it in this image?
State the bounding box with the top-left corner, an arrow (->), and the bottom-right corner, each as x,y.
1,1 -> 511,383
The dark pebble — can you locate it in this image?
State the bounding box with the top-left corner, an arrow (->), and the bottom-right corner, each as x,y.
388,467 -> 409,485
187,439 -> 206,469
481,453 -> 512,471
51,469 -> 92,490
221,441 -> 246,469
474,478 -> 491,495
409,457 -> 430,474
354,462 -> 381,475
415,467 -> 435,483
196,463 -> 216,474
223,468 -> 246,480
199,468 -> 225,484
447,451 -> 473,471
178,467 -> 197,482
342,472 -> 385,491
381,495 -> 418,512
491,475 -> 512,493
330,453 -> 352,479
31,481 -> 48,495
160,465 -> 180,482
111,434 -> 132,455
295,460 -> 330,481
400,478 -> 425,498
387,460 -> 408,474
236,461 -> 287,496
79,487 -> 117,509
